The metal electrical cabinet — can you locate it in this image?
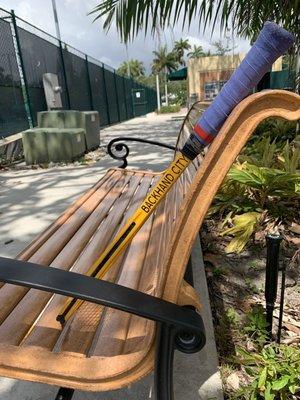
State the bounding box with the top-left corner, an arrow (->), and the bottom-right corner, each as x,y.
22,110 -> 100,164
81,111 -> 100,150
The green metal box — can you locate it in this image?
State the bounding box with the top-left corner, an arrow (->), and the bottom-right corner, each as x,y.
37,110 -> 100,152
46,128 -> 86,163
22,129 -> 49,165
37,110 -> 82,129
81,111 -> 100,150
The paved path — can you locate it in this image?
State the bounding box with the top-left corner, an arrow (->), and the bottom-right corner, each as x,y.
0,111 -> 223,399
0,112 -> 183,258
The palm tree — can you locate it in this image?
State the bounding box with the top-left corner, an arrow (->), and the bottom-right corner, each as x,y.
90,1 -> 298,46
187,45 -> 207,58
211,40 -> 232,56
152,46 -> 178,107
117,59 -> 145,78
173,38 -> 191,66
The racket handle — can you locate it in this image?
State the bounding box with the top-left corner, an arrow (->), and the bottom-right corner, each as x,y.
182,21 -> 295,160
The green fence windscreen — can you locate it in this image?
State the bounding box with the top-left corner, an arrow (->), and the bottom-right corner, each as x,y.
87,60 -> 110,127
0,9 -> 157,138
63,47 -> 90,111
0,16 -> 28,138
270,70 -> 295,90
17,27 -> 68,125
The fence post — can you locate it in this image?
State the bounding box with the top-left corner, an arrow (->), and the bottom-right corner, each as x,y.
101,63 -> 111,125
131,77 -> 135,117
113,71 -> 121,122
58,41 -> 71,109
122,76 -> 128,120
85,55 -> 94,111
11,9 -> 33,127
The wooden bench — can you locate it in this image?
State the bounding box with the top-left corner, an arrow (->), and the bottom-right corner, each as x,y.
0,90 -> 299,400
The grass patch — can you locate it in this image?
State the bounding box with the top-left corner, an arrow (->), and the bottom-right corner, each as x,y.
156,104 -> 181,114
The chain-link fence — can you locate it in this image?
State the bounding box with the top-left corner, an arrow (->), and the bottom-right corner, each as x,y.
0,8 -> 157,138
0,9 -> 29,137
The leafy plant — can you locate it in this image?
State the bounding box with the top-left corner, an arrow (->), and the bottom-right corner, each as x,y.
228,163 -> 299,203
226,307 -> 239,326
250,119 -> 297,146
243,306 -> 268,347
278,141 -> 300,173
220,212 -> 262,253
209,135 -> 300,253
234,345 -> 300,400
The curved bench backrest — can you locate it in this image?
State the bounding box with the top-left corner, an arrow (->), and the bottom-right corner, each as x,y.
163,90 -> 300,303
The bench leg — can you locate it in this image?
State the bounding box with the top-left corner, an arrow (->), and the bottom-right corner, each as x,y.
55,387 -> 75,400
155,256 -> 196,400
154,323 -> 175,400
184,256 -> 194,286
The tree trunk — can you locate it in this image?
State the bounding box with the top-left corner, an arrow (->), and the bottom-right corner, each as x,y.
156,74 -> 161,111
165,71 -> 169,106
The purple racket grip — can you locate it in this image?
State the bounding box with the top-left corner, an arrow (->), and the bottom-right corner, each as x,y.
182,22 -> 295,159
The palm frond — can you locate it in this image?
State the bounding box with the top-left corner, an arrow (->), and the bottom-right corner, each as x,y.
89,0 -> 300,46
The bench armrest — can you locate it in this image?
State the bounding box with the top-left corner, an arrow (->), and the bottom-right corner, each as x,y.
0,257 -> 205,353
107,137 -> 176,168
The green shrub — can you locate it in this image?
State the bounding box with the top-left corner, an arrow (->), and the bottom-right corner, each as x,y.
234,345 -> 300,400
156,104 -> 181,113
243,306 -> 268,348
250,118 -> 297,145
209,136 -> 300,253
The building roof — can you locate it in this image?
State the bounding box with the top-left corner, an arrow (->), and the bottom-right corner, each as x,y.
168,67 -> 187,81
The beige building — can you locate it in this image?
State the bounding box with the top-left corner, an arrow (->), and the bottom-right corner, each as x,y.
188,53 -> 282,101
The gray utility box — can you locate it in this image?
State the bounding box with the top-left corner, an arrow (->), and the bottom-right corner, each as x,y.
38,110 -> 100,150
22,129 -> 49,165
46,128 -> 85,163
22,110 -> 100,165
81,111 -> 100,150
38,110 -> 82,129
22,128 -> 86,164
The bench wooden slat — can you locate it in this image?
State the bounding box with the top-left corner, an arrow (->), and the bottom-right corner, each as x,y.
121,187 -> 179,356
17,169 -> 116,262
57,174 -> 155,356
0,170 -> 119,292
0,170 -> 131,328
0,172 -> 146,346
28,170 -> 126,266
17,172 -> 147,350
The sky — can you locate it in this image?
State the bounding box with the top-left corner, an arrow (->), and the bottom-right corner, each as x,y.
1,0 -> 251,72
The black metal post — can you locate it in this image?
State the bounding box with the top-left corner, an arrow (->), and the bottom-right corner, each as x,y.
265,233 -> 282,340
155,323 -> 175,400
101,63 -> 111,125
277,264 -> 286,344
55,387 -> 74,400
11,9 -> 34,127
59,40 -> 71,109
85,54 -> 94,110
113,71 -> 121,122
131,77 -> 135,117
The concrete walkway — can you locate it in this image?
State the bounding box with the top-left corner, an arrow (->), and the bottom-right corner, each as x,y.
0,111 -> 223,399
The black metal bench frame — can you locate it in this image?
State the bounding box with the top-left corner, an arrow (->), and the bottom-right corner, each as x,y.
0,139 -> 206,400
